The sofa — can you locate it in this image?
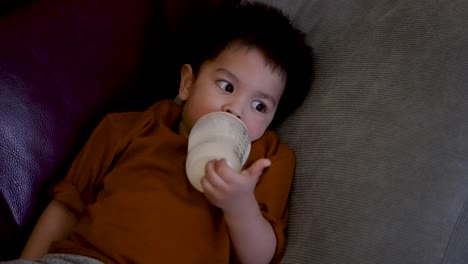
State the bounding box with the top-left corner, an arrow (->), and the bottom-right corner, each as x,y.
1,0 -> 468,263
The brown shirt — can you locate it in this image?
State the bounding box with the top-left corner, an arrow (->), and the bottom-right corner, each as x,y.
49,100 -> 295,264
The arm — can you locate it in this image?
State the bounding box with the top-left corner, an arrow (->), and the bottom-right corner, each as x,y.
203,132 -> 295,263
20,199 -> 77,260
202,158 -> 275,264
20,111 -> 149,259
21,111 -> 150,259
223,197 -> 276,264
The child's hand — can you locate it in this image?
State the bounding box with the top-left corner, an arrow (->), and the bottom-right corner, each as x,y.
201,158 -> 271,216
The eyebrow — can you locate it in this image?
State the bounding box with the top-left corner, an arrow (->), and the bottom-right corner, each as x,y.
215,68 -> 239,83
215,68 -> 278,107
256,91 -> 277,107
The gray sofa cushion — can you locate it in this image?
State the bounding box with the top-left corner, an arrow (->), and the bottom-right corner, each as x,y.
245,0 -> 468,263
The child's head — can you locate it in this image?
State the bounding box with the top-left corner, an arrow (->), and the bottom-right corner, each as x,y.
177,2 -> 313,141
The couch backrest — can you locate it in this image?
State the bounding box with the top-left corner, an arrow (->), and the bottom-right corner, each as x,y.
246,0 -> 468,263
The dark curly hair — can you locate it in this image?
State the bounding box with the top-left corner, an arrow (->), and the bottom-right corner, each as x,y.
185,2 -> 314,128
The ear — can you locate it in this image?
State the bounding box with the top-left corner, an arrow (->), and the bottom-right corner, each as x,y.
178,64 -> 194,101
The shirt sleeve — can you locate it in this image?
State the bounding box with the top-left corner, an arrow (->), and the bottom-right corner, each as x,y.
254,137 -> 296,263
52,112 -> 143,219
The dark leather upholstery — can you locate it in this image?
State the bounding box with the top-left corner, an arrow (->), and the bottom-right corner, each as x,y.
0,0 -> 32,16
0,0 -> 238,259
0,0 -> 167,259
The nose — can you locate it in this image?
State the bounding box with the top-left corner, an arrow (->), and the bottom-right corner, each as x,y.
222,103 -> 242,120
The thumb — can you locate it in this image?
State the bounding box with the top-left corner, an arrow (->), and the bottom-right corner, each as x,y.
243,158 -> 271,179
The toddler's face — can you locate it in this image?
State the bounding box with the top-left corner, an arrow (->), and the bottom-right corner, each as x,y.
178,43 -> 285,141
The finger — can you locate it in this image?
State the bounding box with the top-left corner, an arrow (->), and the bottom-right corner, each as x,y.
205,159 -> 228,189
214,159 -> 237,184
242,158 -> 271,178
200,175 -> 212,193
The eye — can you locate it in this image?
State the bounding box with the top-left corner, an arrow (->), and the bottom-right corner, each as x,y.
216,80 -> 234,93
252,101 -> 267,113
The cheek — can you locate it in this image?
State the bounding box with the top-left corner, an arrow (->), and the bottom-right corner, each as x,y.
245,121 -> 267,141
183,102 -> 204,127
190,87 -> 219,110
246,113 -> 276,140
184,97 -> 218,129
249,131 -> 262,142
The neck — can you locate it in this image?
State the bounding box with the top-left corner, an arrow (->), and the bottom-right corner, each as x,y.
178,121 -> 189,137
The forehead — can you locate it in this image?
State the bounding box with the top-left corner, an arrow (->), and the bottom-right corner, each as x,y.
214,42 -> 286,80
203,43 -> 286,99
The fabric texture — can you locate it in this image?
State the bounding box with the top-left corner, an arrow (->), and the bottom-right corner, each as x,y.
49,99 -> 295,264
245,0 -> 468,263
